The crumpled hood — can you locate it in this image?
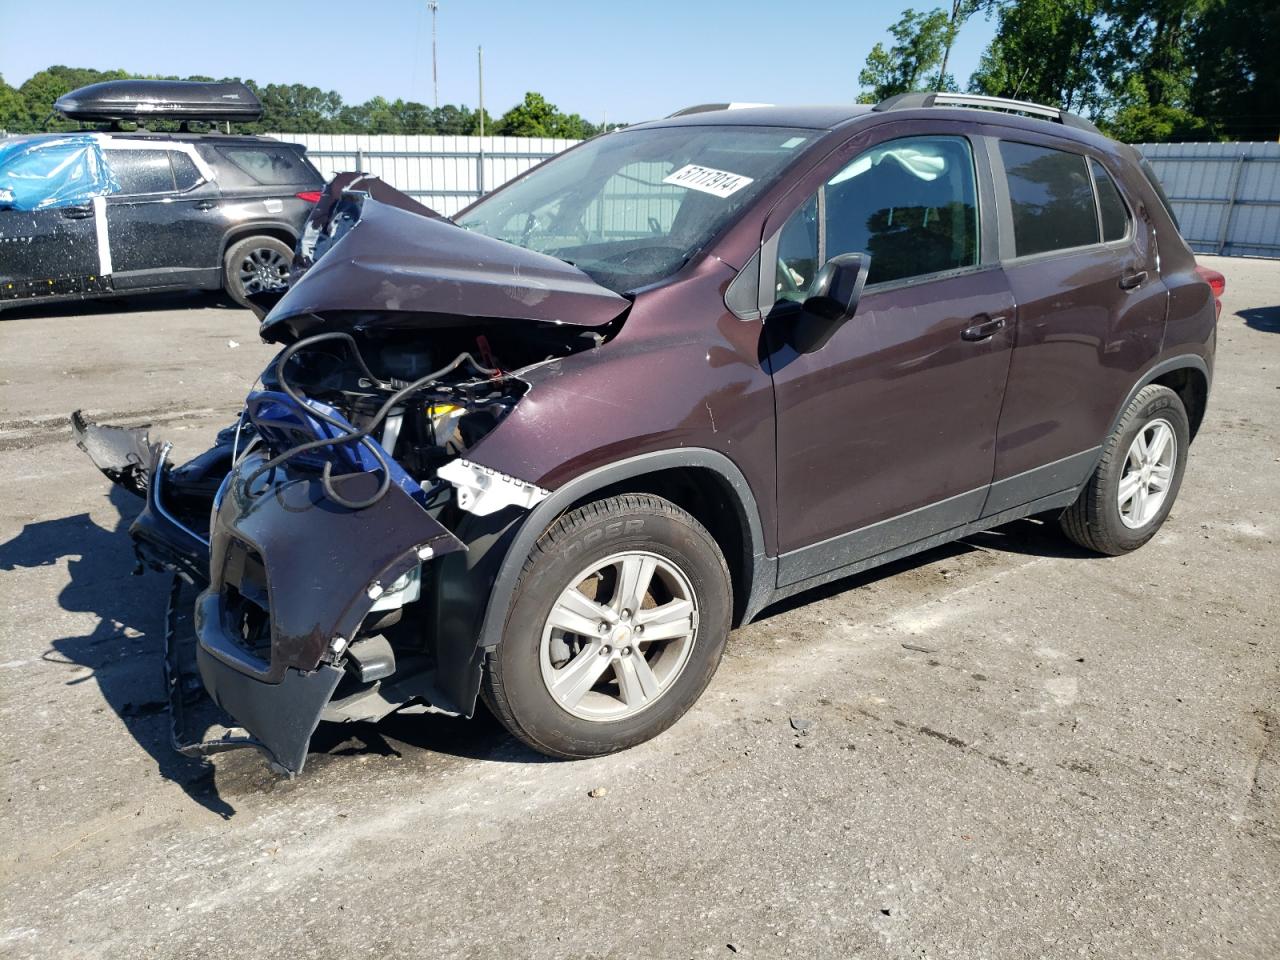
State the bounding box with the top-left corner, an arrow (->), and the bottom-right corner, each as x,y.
260,195 -> 629,343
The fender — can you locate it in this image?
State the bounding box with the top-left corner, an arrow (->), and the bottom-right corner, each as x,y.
219,219 -> 300,256
431,448 -> 775,718
1102,353 -> 1211,443
477,447 -> 773,652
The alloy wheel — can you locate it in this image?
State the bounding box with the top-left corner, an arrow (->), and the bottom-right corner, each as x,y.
236,247 -> 289,295
538,551 -> 699,722
1118,418 -> 1177,529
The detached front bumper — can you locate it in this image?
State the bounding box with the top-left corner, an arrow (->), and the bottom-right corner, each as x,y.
194,459 -> 465,774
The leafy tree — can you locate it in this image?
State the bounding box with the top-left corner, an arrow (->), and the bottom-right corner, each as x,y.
0,75 -> 25,132
858,8 -> 958,103
0,65 -> 609,138
1097,0 -> 1210,141
1187,0 -> 1280,140
17,65 -> 129,130
968,0 -> 1104,114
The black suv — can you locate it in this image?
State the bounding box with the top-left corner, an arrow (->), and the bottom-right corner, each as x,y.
0,80 -> 324,311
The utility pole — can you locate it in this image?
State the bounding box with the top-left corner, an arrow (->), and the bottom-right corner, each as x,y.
477,45 -> 485,138
477,45 -> 485,194
427,1 -> 440,108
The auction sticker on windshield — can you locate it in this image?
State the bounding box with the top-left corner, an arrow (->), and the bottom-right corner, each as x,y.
662,164 -> 754,198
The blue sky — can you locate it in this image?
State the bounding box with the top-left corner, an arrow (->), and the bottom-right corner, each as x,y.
1,1 -> 998,123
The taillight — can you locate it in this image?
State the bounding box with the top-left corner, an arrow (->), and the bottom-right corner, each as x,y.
295,190 -> 323,204
1195,264 -> 1226,299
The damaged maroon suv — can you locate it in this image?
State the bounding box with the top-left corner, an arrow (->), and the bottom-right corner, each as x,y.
75,94 -> 1217,775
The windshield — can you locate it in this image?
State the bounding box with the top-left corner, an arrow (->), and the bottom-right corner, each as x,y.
458,125 -> 815,291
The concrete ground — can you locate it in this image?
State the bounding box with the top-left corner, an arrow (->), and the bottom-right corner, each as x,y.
0,259 -> 1276,960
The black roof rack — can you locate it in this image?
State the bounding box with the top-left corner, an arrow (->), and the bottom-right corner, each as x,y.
873,92 -> 1101,135
55,79 -> 263,123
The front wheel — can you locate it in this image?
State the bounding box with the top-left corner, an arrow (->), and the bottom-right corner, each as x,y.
1059,384 -> 1190,555
481,494 -> 732,759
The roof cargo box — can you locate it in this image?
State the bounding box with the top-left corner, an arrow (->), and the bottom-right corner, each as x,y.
55,79 -> 263,123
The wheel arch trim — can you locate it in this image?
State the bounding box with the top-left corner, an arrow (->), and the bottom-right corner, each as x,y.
475,448 -> 773,654
1103,354 -> 1210,443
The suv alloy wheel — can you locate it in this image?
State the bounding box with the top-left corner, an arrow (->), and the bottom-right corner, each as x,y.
482,495 -> 732,758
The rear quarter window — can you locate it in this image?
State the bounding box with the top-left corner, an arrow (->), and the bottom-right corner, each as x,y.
999,141 -> 1098,257
217,145 -> 314,186
1089,158 -> 1129,242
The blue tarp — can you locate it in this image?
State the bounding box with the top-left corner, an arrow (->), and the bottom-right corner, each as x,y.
0,135 -> 120,212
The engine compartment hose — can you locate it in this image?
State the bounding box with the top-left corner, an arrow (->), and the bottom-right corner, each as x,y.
244,332 -> 498,510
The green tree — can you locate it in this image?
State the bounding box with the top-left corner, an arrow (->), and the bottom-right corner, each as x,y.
1097,0 -> 1210,141
0,75 -> 25,132
16,65 -> 129,130
1187,0 -> 1280,140
858,8 -> 958,103
968,0 -> 1103,114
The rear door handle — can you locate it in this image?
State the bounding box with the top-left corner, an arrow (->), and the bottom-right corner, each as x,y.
195,200 -> 217,211
1119,270 -> 1148,290
961,314 -> 1007,341
61,204 -> 94,220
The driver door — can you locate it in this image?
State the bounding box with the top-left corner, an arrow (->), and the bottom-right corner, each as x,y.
764,127 -> 1016,586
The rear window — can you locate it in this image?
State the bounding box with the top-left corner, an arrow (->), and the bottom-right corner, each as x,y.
999,141 -> 1097,257
105,149 -> 176,195
218,145 -> 311,186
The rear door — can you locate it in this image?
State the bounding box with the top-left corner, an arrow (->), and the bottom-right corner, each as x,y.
765,125 -> 1016,584
986,135 -> 1167,513
102,143 -> 222,290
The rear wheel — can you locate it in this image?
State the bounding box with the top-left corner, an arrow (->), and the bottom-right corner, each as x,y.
482,494 -> 732,759
1059,384 -> 1190,555
222,235 -> 292,308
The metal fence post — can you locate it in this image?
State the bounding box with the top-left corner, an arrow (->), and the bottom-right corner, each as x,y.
1217,156 -> 1245,255
476,144 -> 486,198
356,146 -> 364,173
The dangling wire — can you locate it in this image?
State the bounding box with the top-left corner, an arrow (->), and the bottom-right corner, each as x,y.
244,332 -> 498,510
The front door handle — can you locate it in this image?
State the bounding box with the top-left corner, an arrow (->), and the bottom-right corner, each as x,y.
195,200 -> 217,211
61,204 -> 94,220
961,314 -> 1007,341
1119,270 -> 1148,290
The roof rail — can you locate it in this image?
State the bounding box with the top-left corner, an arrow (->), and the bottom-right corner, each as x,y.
873,92 -> 1100,135
666,102 -> 772,118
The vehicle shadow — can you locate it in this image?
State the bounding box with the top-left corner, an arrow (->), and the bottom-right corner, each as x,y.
1239,305 -> 1280,333
753,516 -> 1095,622
0,289 -> 243,321
0,484 -> 236,818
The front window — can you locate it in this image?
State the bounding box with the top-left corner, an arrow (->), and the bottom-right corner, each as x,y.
459,125 -> 814,291
775,135 -> 980,302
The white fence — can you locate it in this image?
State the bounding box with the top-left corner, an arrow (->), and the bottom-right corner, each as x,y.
271,133 -> 580,217
1136,142 -> 1280,259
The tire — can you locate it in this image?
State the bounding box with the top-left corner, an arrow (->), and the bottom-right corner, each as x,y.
481,494 -> 732,759
222,235 -> 293,308
1059,384 -> 1190,555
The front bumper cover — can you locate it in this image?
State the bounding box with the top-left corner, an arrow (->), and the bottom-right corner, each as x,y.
195,460 -> 465,773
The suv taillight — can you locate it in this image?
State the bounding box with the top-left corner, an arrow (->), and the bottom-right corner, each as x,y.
296,190 -> 323,203
1195,266 -> 1225,299
1194,264 -> 1225,318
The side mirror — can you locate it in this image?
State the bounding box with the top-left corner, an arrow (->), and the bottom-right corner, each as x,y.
778,252 -> 868,355
803,252 -> 867,323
